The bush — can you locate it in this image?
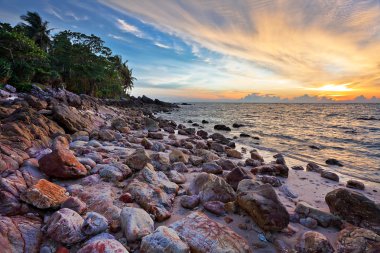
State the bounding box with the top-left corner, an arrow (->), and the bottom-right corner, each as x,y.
13,82 -> 33,92
0,58 -> 12,84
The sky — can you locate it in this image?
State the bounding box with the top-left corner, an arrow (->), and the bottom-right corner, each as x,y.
1,0 -> 380,102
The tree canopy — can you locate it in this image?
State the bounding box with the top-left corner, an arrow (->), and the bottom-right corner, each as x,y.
0,11 -> 135,98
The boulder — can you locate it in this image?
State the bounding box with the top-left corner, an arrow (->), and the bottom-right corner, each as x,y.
140,226 -> 190,253
77,233 -> 129,253
39,149 -> 87,179
0,170 -> 29,215
306,162 -> 324,173
326,158 -> 343,167
126,166 -> 179,221
321,171 -> 339,181
251,164 -> 289,178
189,173 -> 235,204
120,207 -> 154,242
0,215 -> 42,253
53,104 -> 93,133
43,208 -> 85,244
210,142 -> 224,152
98,129 -> 116,141
346,180 -> 365,190
226,167 -> 254,190
61,196 -> 87,214
325,188 -> 380,234
226,149 -> 242,159
237,180 -> 289,231
181,195 -> 200,209
169,149 -> 189,164
82,212 -> 108,236
145,118 -> 159,132
202,162 -> 223,174
25,94 -> 47,110
20,179 -> 68,209
216,158 -> 236,170
250,150 -> 264,162
295,231 -> 334,253
167,170 -> 186,184
336,226 -> 380,253
197,130 -> 208,139
203,201 -> 225,216
172,162 -> 188,173
209,133 -> 229,144
170,212 -> 251,253
214,124 -> 231,131
295,201 -> 341,228
126,149 -> 151,170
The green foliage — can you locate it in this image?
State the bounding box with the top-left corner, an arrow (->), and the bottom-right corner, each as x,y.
0,58 -> 12,83
0,12 -> 135,98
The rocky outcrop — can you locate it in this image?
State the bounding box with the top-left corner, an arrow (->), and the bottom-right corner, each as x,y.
325,188 -> 380,234
237,180 -> 289,231
170,212 -> 251,253
140,226 -> 190,253
39,149 -> 87,179
0,170 -> 29,215
0,215 -> 42,253
52,104 -> 93,133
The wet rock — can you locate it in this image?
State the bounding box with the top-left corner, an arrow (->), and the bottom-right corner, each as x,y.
295,231 -> 334,253
326,158 -> 343,167
43,208 -> 85,244
197,129 -> 208,139
82,212 -> 108,236
216,158 -> 236,170
325,188 -> 380,234
240,133 -> 250,137
202,162 -> 223,174
237,180 -> 289,231
306,162 -> 324,173
245,158 -> 262,167
210,142 -> 225,152
61,196 -> 87,214
202,120 -> 209,124
20,179 -> 68,209
209,133 -> 229,144
250,150 -> 264,162
295,201 -> 341,228
226,167 -> 254,190
300,217 -> 318,229
214,124 -> 231,131
189,172 -> 236,204
126,166 -> 179,221
120,207 -> 154,242
292,165 -> 304,170
232,123 -> 244,128
170,212 -> 251,253
321,171 -> 339,182
169,149 -> 189,164
168,170 -> 186,184
203,201 -> 225,216
181,195 -> 200,209
226,148 -> 243,159
77,233 -> 129,253
251,164 -> 289,178
39,149 -> 87,179
346,180 -> 365,190
126,149 -> 151,170
274,153 -> 286,165
258,175 -> 282,187
0,215 -> 42,253
336,226 -> 380,253
140,226 -> 190,253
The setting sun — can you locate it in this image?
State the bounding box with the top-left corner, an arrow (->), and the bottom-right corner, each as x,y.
309,84 -> 354,92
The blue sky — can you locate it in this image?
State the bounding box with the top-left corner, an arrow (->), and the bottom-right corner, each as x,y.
1,0 -> 380,102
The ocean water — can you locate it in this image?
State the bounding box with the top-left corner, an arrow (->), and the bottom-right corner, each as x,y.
159,103 -> 380,183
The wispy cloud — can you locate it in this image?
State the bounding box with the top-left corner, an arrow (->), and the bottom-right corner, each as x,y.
116,18 -> 144,38
154,42 -> 171,49
65,11 -> 89,21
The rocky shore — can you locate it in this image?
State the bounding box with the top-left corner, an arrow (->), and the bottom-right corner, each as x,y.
0,84 -> 379,253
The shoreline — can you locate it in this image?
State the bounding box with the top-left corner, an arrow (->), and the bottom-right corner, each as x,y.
0,85 -> 379,252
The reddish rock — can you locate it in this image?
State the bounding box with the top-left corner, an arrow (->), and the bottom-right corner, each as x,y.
39,149 -> 87,179
0,215 -> 42,253
77,234 -> 128,253
119,193 -> 133,203
170,212 -> 251,253
21,179 -> 68,209
204,201 -> 225,216
61,196 -> 87,214
141,226 -> 190,253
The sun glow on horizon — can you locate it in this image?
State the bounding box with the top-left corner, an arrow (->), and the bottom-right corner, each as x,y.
308,84 -> 354,92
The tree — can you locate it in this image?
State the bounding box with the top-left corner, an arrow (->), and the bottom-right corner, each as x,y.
19,11 -> 52,51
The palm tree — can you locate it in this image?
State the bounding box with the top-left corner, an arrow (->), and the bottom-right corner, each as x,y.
19,11 -> 52,51
113,55 -> 136,93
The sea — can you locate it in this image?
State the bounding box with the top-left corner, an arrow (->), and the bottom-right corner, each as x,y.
158,103 -> 380,183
